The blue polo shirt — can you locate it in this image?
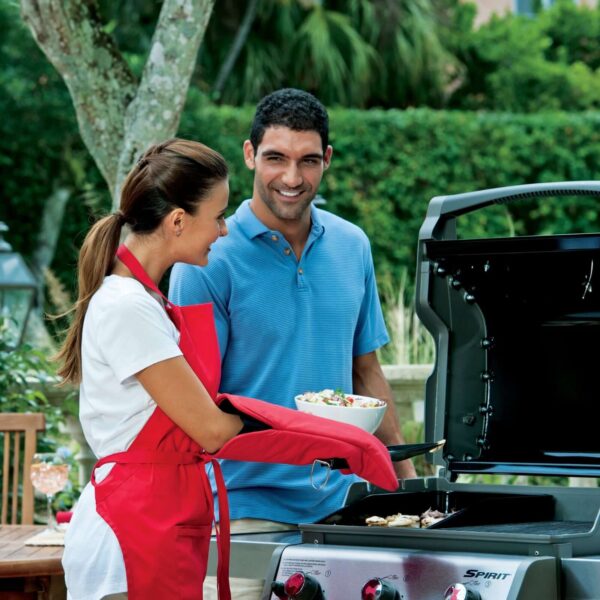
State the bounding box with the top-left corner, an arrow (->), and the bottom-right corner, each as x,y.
169,200 -> 389,524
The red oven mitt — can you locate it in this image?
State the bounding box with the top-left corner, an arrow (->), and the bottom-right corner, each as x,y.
212,394 -> 398,492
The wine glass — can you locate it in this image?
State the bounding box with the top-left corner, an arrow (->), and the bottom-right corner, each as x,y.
30,452 -> 70,531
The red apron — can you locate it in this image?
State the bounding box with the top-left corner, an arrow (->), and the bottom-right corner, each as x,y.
91,244 -> 232,600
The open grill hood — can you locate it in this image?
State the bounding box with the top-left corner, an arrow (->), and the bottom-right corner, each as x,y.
415,182 -> 600,479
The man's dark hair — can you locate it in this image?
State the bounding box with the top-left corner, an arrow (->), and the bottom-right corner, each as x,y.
249,88 -> 329,153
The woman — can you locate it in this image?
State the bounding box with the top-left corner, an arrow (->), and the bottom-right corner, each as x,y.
57,138 -> 397,600
58,139 -> 243,600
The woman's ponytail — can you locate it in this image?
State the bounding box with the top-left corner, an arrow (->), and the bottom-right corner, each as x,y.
54,213 -> 123,384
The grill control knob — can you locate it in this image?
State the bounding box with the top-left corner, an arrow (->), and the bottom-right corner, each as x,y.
444,583 -> 482,600
361,578 -> 400,599
275,571 -> 324,599
271,580 -> 289,599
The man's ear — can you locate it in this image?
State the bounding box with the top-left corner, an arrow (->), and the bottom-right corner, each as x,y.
323,145 -> 333,170
243,140 -> 256,170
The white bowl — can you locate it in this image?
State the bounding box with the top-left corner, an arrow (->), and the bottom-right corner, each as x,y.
294,393 -> 387,434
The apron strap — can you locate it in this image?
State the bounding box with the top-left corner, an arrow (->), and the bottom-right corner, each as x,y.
90,450 -> 204,485
209,458 -> 231,600
116,244 -> 174,308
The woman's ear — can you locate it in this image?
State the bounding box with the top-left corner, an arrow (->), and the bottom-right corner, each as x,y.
166,208 -> 186,237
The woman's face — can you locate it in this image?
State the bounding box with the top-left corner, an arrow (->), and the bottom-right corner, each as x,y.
180,178 -> 229,267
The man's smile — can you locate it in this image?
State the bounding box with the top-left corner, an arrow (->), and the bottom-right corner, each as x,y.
274,188 -> 306,200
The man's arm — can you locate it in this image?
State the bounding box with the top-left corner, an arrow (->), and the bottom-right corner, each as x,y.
352,351 -> 417,479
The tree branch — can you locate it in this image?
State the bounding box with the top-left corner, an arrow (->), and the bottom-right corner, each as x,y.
20,0 -> 136,194
114,0 -> 216,207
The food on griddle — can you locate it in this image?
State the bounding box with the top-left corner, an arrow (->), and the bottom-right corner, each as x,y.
387,514 -> 420,528
364,507 -> 452,528
420,508 -> 447,527
365,513 -> 420,528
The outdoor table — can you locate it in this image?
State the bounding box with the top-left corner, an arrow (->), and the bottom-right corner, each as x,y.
0,525 -> 66,599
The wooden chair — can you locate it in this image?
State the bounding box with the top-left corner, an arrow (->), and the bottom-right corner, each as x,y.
0,413 -> 46,525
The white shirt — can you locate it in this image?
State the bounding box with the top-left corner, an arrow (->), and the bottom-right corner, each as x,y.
63,276 -> 182,600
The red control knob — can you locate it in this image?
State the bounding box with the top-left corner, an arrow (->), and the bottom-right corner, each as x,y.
282,571 -> 325,599
444,583 -> 481,600
361,578 -> 401,600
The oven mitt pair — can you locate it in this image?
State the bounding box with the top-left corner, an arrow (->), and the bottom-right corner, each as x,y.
212,393 -> 399,492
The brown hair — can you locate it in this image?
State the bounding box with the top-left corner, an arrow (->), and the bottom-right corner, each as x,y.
54,138 -> 228,384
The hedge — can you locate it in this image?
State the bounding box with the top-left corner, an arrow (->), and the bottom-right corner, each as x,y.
179,97 -> 600,292
2,90 -> 600,304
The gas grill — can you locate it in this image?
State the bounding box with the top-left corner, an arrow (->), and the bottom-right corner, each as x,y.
211,182 -> 600,599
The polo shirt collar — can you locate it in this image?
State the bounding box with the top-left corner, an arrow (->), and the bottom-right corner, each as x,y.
309,203 -> 325,237
236,200 -> 270,239
236,199 -> 326,240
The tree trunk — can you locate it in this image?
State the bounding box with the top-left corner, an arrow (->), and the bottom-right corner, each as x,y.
20,0 -> 217,209
114,0 -> 216,207
32,187 -> 71,310
212,0 -> 260,102
20,0 -> 135,196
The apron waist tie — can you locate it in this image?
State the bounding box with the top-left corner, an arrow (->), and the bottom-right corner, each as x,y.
91,450 -> 232,600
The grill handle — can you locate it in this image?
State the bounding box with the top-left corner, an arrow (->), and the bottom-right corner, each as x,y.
420,181 -> 600,241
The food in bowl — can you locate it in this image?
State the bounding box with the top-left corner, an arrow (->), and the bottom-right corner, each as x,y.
295,389 -> 385,408
294,389 -> 387,433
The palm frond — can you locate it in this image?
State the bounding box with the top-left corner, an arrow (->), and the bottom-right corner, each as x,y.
291,7 -> 378,105
292,8 -> 350,103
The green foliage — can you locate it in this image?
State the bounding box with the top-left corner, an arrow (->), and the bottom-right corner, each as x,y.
540,0 -> 600,69
192,0 -> 454,108
447,2 -> 600,111
95,0 -> 452,108
379,269 -> 435,365
0,318 -> 62,444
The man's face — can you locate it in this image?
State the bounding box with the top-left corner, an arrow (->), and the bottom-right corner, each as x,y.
244,126 -> 332,224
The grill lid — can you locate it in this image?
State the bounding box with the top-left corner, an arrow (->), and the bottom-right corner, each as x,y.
416,182 -> 600,478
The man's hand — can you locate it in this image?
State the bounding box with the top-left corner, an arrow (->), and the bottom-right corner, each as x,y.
353,352 -> 418,480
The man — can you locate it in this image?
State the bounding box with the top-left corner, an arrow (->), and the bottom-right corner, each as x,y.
169,88 -> 416,598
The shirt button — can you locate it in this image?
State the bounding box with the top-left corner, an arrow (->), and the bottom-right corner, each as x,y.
271,234 -> 279,242
284,248 -> 291,256
298,268 -> 304,275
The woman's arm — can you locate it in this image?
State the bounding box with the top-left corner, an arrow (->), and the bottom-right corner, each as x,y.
136,356 -> 243,453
